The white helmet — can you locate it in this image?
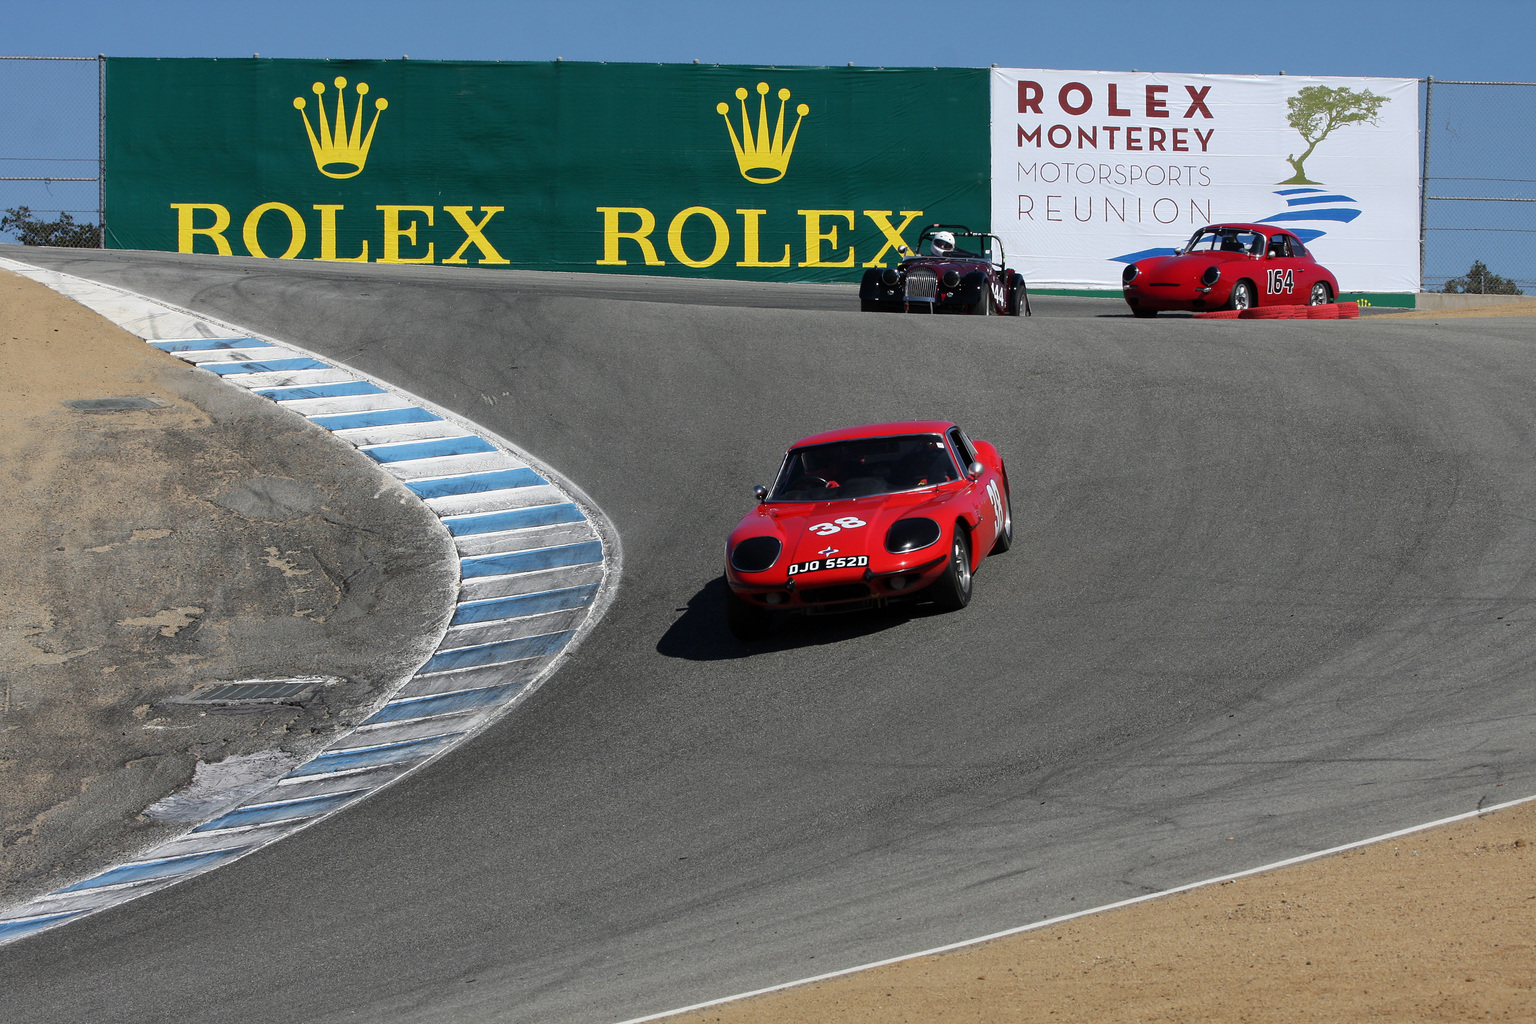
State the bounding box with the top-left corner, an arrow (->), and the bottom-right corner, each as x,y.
931,230 -> 955,255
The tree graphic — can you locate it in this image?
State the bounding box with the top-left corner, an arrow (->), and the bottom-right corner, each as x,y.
1281,85 -> 1387,184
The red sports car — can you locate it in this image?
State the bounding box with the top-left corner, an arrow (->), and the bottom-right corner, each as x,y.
1120,223 -> 1340,317
723,421 -> 1012,640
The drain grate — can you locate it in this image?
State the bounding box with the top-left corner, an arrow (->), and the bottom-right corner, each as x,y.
65,397 -> 168,412
182,676 -> 335,705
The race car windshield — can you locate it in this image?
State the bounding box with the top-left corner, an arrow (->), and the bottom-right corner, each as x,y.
1183,228 -> 1265,255
924,235 -> 987,259
769,435 -> 959,502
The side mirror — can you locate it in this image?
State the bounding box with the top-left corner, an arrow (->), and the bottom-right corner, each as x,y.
967,461 -> 984,479
753,485 -> 768,502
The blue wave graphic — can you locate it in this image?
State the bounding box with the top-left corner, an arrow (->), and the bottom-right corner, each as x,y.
1108,246 -> 1179,265
1260,208 -> 1361,224
1108,188 -> 1363,264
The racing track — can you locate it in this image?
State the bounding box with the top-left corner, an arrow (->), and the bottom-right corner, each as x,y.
5,247 -> 1536,1024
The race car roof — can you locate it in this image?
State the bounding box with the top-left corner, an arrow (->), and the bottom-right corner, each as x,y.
789,420 -> 955,449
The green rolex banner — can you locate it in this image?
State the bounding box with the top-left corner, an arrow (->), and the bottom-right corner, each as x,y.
104,58 -> 988,281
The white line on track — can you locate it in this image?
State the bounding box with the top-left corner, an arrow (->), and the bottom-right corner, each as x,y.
611,791 -> 1536,1024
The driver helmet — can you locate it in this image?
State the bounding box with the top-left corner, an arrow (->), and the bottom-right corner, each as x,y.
931,230 -> 956,256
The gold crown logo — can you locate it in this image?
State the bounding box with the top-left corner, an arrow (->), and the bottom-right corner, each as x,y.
716,82 -> 809,184
293,77 -> 388,179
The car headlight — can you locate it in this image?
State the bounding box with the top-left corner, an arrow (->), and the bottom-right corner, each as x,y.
881,268 -> 901,286
1122,264 -> 1139,285
1201,265 -> 1221,286
942,270 -> 961,289
885,517 -> 941,554
729,536 -> 782,573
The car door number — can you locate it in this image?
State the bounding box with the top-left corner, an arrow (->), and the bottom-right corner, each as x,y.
985,479 -> 1004,523
809,517 -> 866,536
1266,268 -> 1295,295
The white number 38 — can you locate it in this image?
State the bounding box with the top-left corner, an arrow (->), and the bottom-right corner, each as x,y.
809,516 -> 866,536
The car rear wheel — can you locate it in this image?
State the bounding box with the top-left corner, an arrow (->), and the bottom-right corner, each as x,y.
928,526 -> 973,611
1227,280 -> 1255,311
990,480 -> 1013,554
724,588 -> 774,641
1309,282 -> 1332,305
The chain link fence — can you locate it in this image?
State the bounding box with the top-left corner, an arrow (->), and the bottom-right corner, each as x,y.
1421,78 -> 1536,295
0,56 -> 102,246
1,58 -> 1532,295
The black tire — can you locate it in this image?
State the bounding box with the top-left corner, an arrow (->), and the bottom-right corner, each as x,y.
1227,280 -> 1255,311
724,588 -> 774,641
861,299 -> 878,312
928,526 -> 974,611
1132,309 -> 1158,318
989,479 -> 1013,554
971,289 -> 992,316
1308,282 -> 1332,305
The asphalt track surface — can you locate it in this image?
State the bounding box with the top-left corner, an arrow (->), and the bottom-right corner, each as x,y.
4,246 -> 1536,1024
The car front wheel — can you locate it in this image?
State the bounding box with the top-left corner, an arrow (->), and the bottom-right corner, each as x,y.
1227,280 -> 1255,311
928,526 -> 974,611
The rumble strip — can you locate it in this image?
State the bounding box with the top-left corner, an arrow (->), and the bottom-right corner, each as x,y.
0,258 -> 620,945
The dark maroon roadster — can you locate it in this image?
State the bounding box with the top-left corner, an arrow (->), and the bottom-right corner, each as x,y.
859,224 -> 1030,316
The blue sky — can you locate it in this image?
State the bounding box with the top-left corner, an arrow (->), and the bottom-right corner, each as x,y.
3,0 -> 1533,80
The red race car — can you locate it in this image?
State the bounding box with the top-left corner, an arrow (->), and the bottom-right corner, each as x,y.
1120,223 -> 1340,317
723,421 -> 1012,640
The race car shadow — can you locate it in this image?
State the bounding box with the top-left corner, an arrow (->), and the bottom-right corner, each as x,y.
656,576 -> 920,661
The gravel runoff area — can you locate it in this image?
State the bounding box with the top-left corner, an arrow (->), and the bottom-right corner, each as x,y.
3,262 -> 1534,1019
0,267 -> 457,905
656,799 -> 1536,1024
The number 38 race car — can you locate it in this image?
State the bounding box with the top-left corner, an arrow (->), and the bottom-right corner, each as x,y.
859,225 -> 1030,316
1120,223 -> 1340,316
723,421 -> 1012,640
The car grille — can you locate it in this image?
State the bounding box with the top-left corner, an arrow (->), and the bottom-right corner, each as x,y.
904,269 -> 938,303
800,583 -> 871,604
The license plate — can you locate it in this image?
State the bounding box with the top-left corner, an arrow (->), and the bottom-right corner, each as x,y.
787,555 -> 868,576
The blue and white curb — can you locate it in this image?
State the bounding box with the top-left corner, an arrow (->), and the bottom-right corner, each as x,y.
0,258 -> 621,946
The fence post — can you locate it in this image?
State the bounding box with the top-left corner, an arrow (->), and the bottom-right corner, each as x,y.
1419,76 -> 1432,296
98,54 -> 105,248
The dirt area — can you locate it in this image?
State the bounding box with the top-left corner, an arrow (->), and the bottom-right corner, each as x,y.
664,799 -> 1536,1023
0,268 -> 458,905
1371,300 -> 1536,319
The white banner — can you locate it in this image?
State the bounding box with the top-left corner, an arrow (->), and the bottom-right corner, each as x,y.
990,69 -> 1420,293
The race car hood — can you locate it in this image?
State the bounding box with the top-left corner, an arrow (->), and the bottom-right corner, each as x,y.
731,486 -> 961,574
1134,250 -> 1251,284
